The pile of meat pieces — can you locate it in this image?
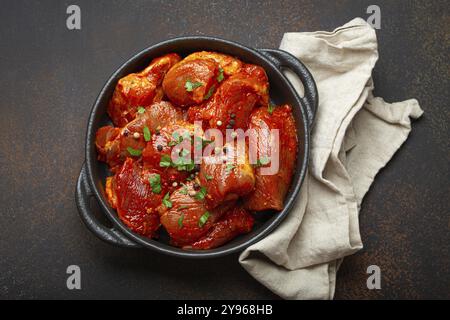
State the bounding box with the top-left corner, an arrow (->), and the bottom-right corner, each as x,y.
95,51 -> 297,249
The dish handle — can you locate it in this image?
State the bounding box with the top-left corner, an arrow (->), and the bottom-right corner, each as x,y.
75,164 -> 141,248
258,48 -> 318,127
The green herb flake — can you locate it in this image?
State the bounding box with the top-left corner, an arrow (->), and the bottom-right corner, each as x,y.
198,211 -> 210,228
182,132 -> 192,142
172,155 -> 195,172
268,103 -> 275,115
178,213 -> 184,229
195,186 -> 207,201
162,192 -> 172,208
178,205 -> 189,210
159,154 -> 172,167
217,68 -> 224,82
143,126 -> 151,142
148,174 -> 161,194
195,136 -> 213,149
205,174 -> 213,181
172,132 -> 180,140
202,139 -> 213,147
137,106 -> 146,114
179,149 -> 190,157
169,132 -> 184,146
185,161 -> 196,172
225,164 -> 235,173
172,155 -> 183,166
127,147 -> 142,157
204,85 -> 215,100
255,156 -> 271,167
185,80 -> 203,92
179,183 -> 189,195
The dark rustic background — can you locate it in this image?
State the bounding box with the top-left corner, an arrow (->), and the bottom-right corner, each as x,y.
0,0 -> 448,299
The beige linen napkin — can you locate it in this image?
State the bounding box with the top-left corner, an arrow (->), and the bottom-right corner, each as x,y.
239,18 -> 423,300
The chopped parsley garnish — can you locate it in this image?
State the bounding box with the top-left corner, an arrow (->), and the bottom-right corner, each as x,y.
198,211 -> 210,228
225,164 -> 235,173
178,205 -> 189,210
217,68 -> 224,82
137,106 -> 146,114
179,183 -> 189,195
268,102 -> 275,115
162,192 -> 172,208
148,174 -> 161,194
143,126 -> 151,142
194,186 -> 207,201
127,147 -> 142,157
172,132 -> 182,142
202,138 -> 213,147
182,132 -> 192,142
204,85 -> 215,100
159,154 -> 172,167
195,136 -> 213,150
172,155 -> 195,172
187,162 -> 196,171
185,80 -> 203,92
254,156 -> 270,167
169,132 -> 187,147
179,149 -> 190,157
205,174 -> 213,181
178,213 -> 184,229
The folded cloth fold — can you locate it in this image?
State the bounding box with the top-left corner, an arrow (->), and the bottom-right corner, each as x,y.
239,18 -> 423,300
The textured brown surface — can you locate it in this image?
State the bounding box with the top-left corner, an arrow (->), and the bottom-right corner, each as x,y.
0,0 -> 448,299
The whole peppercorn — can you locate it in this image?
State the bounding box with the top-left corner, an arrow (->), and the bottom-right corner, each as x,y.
157,145 -> 163,151
229,119 -> 235,126
193,183 -> 201,191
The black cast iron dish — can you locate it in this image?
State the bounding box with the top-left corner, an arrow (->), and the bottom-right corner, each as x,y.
76,36 -> 318,258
